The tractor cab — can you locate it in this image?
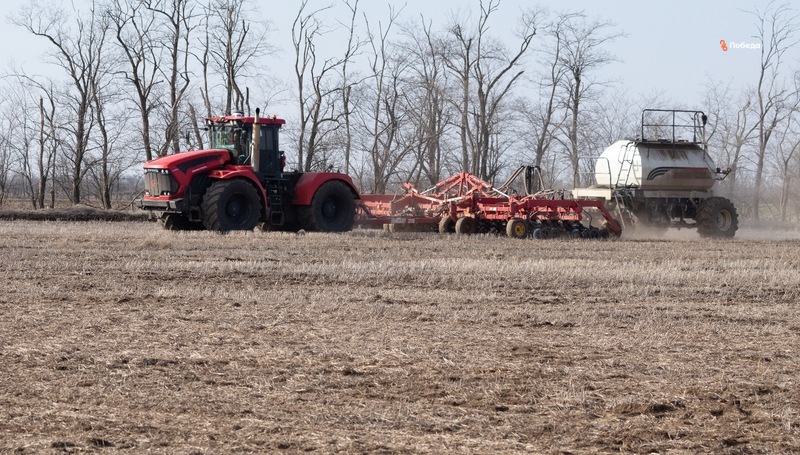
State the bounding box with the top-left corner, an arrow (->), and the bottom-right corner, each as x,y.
206,112 -> 286,178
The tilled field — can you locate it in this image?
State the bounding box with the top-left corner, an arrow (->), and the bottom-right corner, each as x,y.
0,221 -> 798,453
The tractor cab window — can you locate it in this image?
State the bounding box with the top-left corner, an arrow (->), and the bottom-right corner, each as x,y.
209,121 -> 281,174
211,124 -> 252,164
257,125 -> 281,177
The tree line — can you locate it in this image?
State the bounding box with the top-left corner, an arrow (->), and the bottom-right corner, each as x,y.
0,0 -> 798,222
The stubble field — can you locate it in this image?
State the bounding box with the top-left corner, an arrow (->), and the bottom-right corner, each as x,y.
0,221 -> 798,454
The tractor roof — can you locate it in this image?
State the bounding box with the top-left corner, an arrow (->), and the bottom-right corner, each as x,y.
206,113 -> 286,126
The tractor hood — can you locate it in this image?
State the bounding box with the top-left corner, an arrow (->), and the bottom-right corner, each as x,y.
143,149 -> 231,175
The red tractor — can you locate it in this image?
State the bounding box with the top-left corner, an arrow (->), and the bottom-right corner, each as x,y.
136,109 -> 360,232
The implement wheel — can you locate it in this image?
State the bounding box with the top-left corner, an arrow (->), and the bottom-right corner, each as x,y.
201,179 -> 261,232
455,217 -> 477,235
439,216 -> 455,234
506,219 -> 529,239
696,197 -> 738,238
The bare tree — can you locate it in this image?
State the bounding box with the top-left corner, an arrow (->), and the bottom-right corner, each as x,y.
0,79 -> 52,208
518,12 -> 576,169
198,5 -> 213,119
557,12 -> 620,187
340,0 -> 363,176
145,0 -> 195,156
399,16 -> 450,186
204,0 -> 270,116
703,81 -> 758,200
86,59 -> 133,209
748,2 -> 799,220
186,102 -> 205,149
0,100 -> 17,206
360,6 -> 415,193
0,85 -> 31,206
472,3 -> 537,180
108,0 -> 163,162
772,112 -> 800,221
443,14 -> 474,176
16,1 -> 110,204
37,91 -> 59,209
444,1 -> 538,179
291,1 -> 348,171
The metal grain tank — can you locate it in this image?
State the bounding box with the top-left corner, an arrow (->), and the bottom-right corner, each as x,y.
595,139 -> 717,192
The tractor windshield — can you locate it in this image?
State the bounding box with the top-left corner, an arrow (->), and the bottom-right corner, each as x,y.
211,123 -> 252,164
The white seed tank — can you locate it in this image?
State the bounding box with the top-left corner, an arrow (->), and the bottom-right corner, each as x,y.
594,140 -> 717,192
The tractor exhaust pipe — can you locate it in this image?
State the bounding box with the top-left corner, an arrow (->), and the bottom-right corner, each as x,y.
251,107 -> 261,173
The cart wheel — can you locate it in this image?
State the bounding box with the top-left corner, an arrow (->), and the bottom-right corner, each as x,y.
506,219 -> 529,239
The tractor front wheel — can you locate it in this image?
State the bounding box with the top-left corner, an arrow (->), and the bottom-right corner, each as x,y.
201,179 -> 262,232
161,213 -> 205,231
695,197 -> 738,238
300,180 -> 356,232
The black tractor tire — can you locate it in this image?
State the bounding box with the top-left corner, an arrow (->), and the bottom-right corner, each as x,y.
696,197 -> 738,238
201,179 -> 262,232
439,216 -> 455,234
161,213 -> 205,231
506,219 -> 529,239
455,216 -> 477,235
300,180 -> 356,232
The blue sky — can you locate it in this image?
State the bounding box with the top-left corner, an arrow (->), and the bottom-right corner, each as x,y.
2,0 -> 797,110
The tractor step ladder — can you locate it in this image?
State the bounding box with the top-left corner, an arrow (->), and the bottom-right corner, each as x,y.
612,191 -> 632,229
266,179 -> 286,226
612,142 -> 637,230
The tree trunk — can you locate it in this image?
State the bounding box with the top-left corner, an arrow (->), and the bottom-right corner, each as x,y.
459,72 -> 470,173
37,97 -> 47,209
140,93 -> 153,162
570,76 -> 581,187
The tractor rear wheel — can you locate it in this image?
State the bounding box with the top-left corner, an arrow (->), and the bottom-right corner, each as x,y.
201,179 -> 262,232
455,217 -> 477,235
300,180 -> 356,232
506,219 -> 529,239
696,197 -> 738,238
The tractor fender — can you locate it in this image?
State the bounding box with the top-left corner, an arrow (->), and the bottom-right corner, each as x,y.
292,173 -> 360,205
208,167 -> 268,219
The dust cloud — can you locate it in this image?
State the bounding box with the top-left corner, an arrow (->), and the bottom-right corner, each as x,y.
621,225 -> 800,241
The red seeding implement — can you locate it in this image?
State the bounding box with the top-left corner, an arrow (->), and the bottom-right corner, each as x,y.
357,168 -> 622,239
